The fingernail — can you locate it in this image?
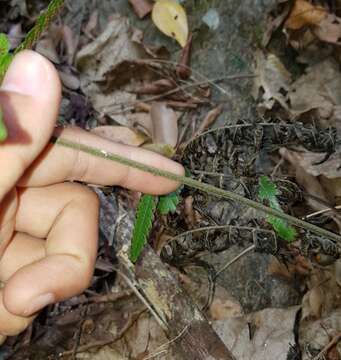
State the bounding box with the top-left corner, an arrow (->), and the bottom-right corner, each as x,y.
24,292 -> 55,316
1,50 -> 50,97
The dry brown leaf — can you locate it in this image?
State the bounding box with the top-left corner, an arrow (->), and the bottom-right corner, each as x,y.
176,33 -> 193,79
214,307 -> 300,360
61,25 -> 79,65
150,102 -> 178,147
285,0 -> 327,30
58,70 -> 81,90
35,38 -> 60,64
128,0 -> 153,19
192,104 -> 223,139
76,16 -> 158,124
288,58 -> 341,122
90,126 -> 148,146
268,256 -> 311,279
299,309 -> 341,360
279,147 -> 341,232
210,297 -> 243,321
314,14 -> 341,45
253,50 -> 292,111
83,10 -> 99,38
130,79 -> 176,95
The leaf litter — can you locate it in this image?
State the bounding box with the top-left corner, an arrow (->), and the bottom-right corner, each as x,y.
4,0 -> 341,359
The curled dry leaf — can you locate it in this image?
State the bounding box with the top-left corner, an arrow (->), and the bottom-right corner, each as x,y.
176,33 -> 193,79
192,104 -> 224,139
150,102 -> 178,147
285,0 -> 327,30
91,126 -> 148,146
152,0 -> 189,47
128,0 -> 153,19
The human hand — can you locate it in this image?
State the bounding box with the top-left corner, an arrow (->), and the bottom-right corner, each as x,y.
0,51 -> 183,341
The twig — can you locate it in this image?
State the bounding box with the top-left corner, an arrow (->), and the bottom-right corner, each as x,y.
52,136 -> 341,244
214,244 -> 256,279
59,309 -> 145,357
304,205 -> 341,220
311,332 -> 341,360
103,74 -> 256,112
112,266 -> 168,330
142,323 -> 191,360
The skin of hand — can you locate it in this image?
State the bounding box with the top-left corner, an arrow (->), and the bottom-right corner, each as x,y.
0,50 -> 184,342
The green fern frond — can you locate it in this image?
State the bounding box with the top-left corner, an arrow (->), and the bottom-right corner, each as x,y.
157,190 -> 181,215
15,0 -> 65,53
258,176 -> 296,242
130,194 -> 157,263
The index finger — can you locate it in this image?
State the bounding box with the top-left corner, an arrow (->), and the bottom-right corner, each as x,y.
0,50 -> 61,201
20,127 -> 185,195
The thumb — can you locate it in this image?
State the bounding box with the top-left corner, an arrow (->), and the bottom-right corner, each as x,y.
0,50 -> 61,201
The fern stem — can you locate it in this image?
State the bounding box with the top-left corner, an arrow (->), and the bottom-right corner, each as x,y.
53,136 -> 341,244
15,0 -> 65,53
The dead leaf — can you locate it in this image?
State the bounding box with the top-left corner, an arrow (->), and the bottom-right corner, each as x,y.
214,307 -> 300,360
192,104 -> 223,139
61,25 -> 79,65
176,33 -> 193,79
58,69 -> 81,90
83,10 -> 99,38
152,0 -> 189,47
150,102 -> 178,147
90,126 -> 148,146
285,0 -> 327,30
268,256 -> 311,278
35,38 -> 60,64
76,16 -> 157,124
210,291 -> 243,321
279,147 -> 341,232
129,0 -> 153,19
8,23 -> 23,49
286,58 -> 341,123
314,14 -> 341,45
130,79 -> 176,95
299,309 -> 341,360
253,50 -> 292,111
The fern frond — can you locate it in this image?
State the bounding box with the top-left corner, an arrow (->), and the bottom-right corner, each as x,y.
130,194 -> 157,263
15,0 -> 65,53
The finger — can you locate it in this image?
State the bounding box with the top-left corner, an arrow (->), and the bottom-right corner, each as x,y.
0,50 -> 61,201
3,183 -> 99,317
0,189 -> 17,257
0,290 -> 34,336
19,127 -> 184,195
0,335 -> 6,345
0,233 -> 41,336
0,232 -> 45,282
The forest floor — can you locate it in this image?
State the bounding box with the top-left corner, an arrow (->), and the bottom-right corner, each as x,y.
1,0 -> 341,359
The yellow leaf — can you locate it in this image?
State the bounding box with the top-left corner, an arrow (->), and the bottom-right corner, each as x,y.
152,0 -> 189,47
285,0 -> 327,30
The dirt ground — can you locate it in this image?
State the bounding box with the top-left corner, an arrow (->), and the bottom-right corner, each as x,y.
1,0 -> 341,359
